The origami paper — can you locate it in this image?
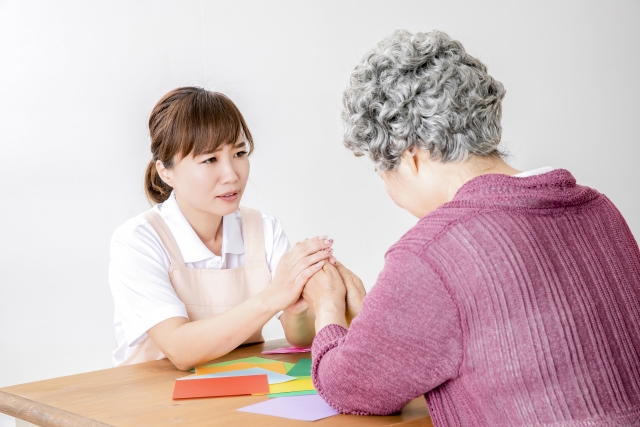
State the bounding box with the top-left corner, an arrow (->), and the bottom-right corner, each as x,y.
179,368 -> 294,385
268,390 -> 317,398
262,347 -> 311,355
197,361 -> 287,375
286,358 -> 312,377
204,356 -> 279,367
238,395 -> 338,421
172,375 -> 269,399
268,377 -> 314,394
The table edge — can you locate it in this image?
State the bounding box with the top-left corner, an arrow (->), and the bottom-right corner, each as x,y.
0,390 -> 112,427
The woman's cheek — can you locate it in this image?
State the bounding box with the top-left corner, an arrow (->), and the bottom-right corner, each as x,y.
384,180 -> 403,207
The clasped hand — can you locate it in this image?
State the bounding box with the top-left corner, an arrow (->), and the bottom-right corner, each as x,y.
302,261 -> 366,328
267,236 -> 366,327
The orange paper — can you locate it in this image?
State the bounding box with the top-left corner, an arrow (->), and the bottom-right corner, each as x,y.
172,375 -> 269,399
196,361 -> 287,375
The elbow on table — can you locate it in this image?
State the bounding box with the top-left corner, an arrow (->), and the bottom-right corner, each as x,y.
317,378 -> 406,416
284,334 -> 314,349
321,391 -> 405,416
162,347 -> 198,371
166,353 -> 194,371
171,359 -> 194,372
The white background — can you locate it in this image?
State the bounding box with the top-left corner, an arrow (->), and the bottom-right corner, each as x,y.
1,0 -> 638,399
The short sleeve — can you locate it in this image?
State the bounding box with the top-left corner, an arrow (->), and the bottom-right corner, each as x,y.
261,214 -> 291,319
263,214 -> 291,279
109,221 -> 189,347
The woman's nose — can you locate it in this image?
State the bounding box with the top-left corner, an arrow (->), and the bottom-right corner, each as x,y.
218,160 -> 239,183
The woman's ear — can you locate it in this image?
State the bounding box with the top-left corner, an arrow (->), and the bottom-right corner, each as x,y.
155,160 -> 174,188
400,148 -> 420,176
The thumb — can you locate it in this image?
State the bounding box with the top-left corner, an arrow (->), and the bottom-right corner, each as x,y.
335,262 -> 353,281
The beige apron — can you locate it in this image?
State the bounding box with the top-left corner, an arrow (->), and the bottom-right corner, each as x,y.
121,206 -> 272,365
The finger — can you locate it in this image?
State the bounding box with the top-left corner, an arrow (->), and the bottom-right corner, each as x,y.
335,262 -> 351,276
322,262 -> 344,281
335,263 -> 353,283
286,238 -> 332,266
294,260 -> 325,289
301,236 -> 332,251
293,248 -> 334,275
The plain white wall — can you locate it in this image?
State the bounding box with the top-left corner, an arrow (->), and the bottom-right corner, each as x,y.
1,0 -> 638,390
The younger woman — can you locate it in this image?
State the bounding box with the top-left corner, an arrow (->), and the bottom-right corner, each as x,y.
109,87 -> 331,369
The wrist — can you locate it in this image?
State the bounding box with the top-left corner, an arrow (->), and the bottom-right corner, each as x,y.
314,302 -> 347,331
256,289 -> 282,315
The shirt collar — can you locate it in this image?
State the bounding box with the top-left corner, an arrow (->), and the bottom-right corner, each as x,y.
158,192 -> 244,263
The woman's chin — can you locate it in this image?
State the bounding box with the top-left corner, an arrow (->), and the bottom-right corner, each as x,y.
212,197 -> 242,215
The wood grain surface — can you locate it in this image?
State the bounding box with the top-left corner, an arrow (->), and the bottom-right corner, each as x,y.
0,339 -> 432,427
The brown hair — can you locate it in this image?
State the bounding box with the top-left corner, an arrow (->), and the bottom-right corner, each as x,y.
144,87 -> 254,204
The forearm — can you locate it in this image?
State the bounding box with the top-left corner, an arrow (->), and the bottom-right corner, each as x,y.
280,309 -> 316,348
312,250 -> 463,415
151,290 -> 277,370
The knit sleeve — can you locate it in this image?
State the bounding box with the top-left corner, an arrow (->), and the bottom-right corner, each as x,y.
311,247 -> 463,415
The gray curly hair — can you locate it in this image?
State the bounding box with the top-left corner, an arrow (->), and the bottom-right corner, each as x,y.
342,30 -> 506,172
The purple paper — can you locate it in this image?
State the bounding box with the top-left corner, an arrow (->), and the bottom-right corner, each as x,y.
261,347 -> 311,355
237,395 -> 339,421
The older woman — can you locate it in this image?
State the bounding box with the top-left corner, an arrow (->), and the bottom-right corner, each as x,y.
302,30 -> 640,426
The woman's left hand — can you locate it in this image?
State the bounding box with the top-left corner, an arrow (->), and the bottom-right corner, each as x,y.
302,262 -> 348,330
284,296 -> 310,316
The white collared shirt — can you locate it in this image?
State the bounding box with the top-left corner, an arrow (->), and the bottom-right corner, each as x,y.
109,192 -> 291,366
514,166 -> 555,178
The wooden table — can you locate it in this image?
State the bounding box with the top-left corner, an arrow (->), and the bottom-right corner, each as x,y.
0,339 -> 432,426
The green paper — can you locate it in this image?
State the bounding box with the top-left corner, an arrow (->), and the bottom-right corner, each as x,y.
286,358 -> 312,377
268,390 -> 318,398
202,356 -> 279,368
283,362 -> 295,371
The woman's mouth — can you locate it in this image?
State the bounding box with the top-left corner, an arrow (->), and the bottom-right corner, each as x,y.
217,191 -> 239,202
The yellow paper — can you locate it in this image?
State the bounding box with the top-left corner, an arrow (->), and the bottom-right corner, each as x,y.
196,361 -> 286,375
268,378 -> 315,394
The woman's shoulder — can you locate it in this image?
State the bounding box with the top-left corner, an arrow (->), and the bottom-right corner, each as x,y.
110,207 -> 164,251
235,207 -> 283,231
388,208 -> 465,255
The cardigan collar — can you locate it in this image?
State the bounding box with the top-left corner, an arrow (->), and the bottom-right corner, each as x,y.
447,169 -> 600,210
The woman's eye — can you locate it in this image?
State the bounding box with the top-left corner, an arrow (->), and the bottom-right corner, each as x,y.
204,157 -> 217,164
234,151 -> 248,158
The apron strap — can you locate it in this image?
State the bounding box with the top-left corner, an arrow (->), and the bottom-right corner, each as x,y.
239,206 -> 267,266
141,209 -> 186,267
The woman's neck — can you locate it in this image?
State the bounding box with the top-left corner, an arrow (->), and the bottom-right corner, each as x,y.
174,193 -> 224,256
442,156 -> 521,201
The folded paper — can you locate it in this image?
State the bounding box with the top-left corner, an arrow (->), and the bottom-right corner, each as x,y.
262,347 -> 311,355
268,377 -> 314,394
179,368 -> 294,385
203,356 -> 280,367
172,375 -> 269,399
268,390 -> 317,398
197,361 -> 287,375
286,358 -> 312,377
238,394 -> 339,421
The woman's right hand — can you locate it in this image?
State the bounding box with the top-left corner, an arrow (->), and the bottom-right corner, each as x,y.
334,261 -> 366,324
264,236 -> 334,312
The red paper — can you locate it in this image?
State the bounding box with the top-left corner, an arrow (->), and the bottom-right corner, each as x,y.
172,374 -> 269,399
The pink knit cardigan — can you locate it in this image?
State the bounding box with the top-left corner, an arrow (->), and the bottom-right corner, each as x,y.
311,169 -> 640,427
